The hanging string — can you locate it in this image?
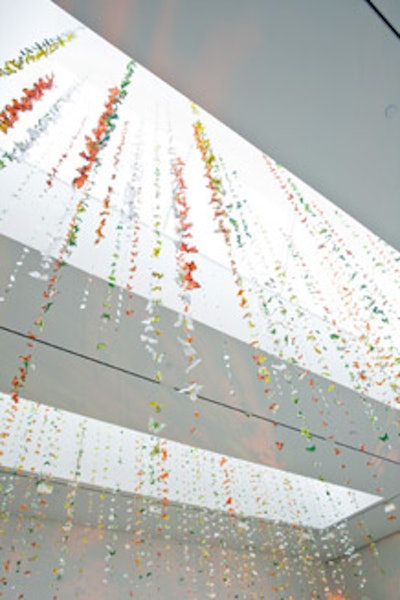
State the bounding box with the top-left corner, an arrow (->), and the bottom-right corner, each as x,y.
72,60 -> 135,189
170,155 -> 203,407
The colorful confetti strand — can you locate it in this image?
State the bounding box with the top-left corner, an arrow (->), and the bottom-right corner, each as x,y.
171,155 -> 202,406
144,145 -> 165,431
0,31 -> 75,77
0,79 -> 82,171
72,60 -> 135,189
123,129 -> 144,316
8,61 -> 136,405
0,74 -> 55,134
94,121 -> 129,244
192,114 -> 258,343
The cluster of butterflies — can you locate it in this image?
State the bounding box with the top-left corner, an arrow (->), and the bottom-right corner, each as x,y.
72,61 -> 136,190
0,74 -> 54,133
181,257 -> 200,290
0,31 -> 74,77
72,87 -> 122,190
172,158 -> 201,291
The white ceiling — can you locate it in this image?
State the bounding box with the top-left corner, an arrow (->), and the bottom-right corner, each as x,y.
53,0 -> 400,252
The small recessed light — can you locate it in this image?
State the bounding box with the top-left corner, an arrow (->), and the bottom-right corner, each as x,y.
385,104 -> 398,119
384,502 -> 396,513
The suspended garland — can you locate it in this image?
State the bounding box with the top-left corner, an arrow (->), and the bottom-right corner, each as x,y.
232,203 -> 388,465
159,439 -> 169,523
171,155 -> 202,408
0,30 -> 75,77
262,154 -> 395,460
95,121 -> 130,347
194,111 -> 376,491
1,102 -> 87,300
192,115 -> 258,341
143,144 -> 166,434
123,129 -> 144,317
72,60 -> 135,189
239,165 -> 373,465
51,420 -> 88,597
171,157 -> 201,292
0,74 -> 55,134
0,79 -> 83,171
95,121 -> 129,244
8,60 -> 136,405
192,109 -> 322,456
0,87 -> 86,317
46,113 -> 87,188
263,154 -> 400,405
100,427 -> 126,586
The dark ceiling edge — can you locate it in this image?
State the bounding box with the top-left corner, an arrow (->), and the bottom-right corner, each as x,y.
364,0 -> 400,39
